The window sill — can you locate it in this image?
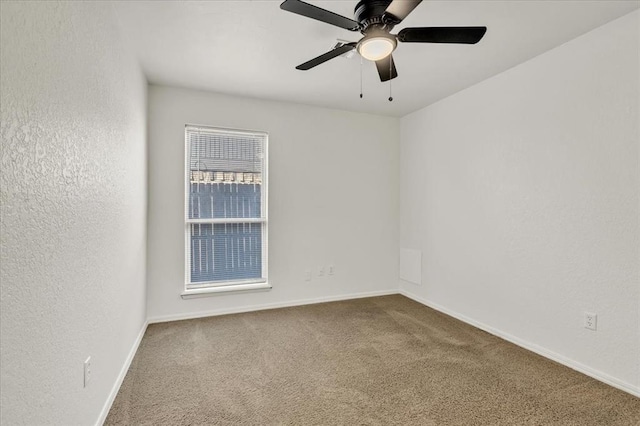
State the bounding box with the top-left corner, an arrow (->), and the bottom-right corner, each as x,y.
181,282 -> 272,299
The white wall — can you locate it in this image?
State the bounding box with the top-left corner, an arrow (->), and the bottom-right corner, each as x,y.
400,10 -> 639,393
0,2 -> 147,425
147,86 -> 399,321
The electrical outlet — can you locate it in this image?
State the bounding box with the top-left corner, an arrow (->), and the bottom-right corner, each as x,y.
328,265 -> 335,275
318,266 -> 325,277
304,270 -> 312,281
84,356 -> 91,388
584,312 -> 597,331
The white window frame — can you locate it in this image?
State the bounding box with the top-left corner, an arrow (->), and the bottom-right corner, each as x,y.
182,125 -> 269,298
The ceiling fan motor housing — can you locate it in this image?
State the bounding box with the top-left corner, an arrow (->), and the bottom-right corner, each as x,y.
354,0 -> 396,33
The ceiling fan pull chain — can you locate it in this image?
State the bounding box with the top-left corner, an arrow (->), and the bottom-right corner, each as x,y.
388,61 -> 393,102
359,56 -> 363,99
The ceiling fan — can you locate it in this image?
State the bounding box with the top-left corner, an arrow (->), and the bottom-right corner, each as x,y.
280,0 -> 487,82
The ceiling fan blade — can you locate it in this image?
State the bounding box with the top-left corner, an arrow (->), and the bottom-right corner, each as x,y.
384,0 -> 423,23
296,44 -> 356,71
375,54 -> 398,82
398,27 -> 487,44
280,0 -> 359,31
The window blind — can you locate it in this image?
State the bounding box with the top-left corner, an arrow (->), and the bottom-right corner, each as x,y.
185,125 -> 267,287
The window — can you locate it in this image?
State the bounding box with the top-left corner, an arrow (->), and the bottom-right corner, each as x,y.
184,125 -> 268,295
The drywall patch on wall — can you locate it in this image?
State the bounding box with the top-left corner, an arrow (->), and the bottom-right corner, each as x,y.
400,248 -> 422,285
0,2 -> 147,425
399,10 -> 639,390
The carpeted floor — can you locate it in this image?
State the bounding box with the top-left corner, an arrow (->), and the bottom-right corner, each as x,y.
106,295 -> 640,425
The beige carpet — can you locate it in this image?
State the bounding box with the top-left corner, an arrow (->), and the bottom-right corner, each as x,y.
106,295 -> 640,425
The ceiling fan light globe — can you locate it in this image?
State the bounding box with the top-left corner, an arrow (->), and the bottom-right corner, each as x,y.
357,36 -> 396,61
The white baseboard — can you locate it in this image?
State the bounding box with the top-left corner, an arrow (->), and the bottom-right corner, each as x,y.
399,289 -> 640,398
95,320 -> 149,426
148,289 -> 399,324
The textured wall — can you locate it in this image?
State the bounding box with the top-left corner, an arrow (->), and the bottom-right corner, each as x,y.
0,2 -> 147,425
147,85 -> 399,321
399,10 -> 639,392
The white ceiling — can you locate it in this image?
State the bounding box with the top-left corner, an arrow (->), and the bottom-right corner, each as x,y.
113,0 -> 639,117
